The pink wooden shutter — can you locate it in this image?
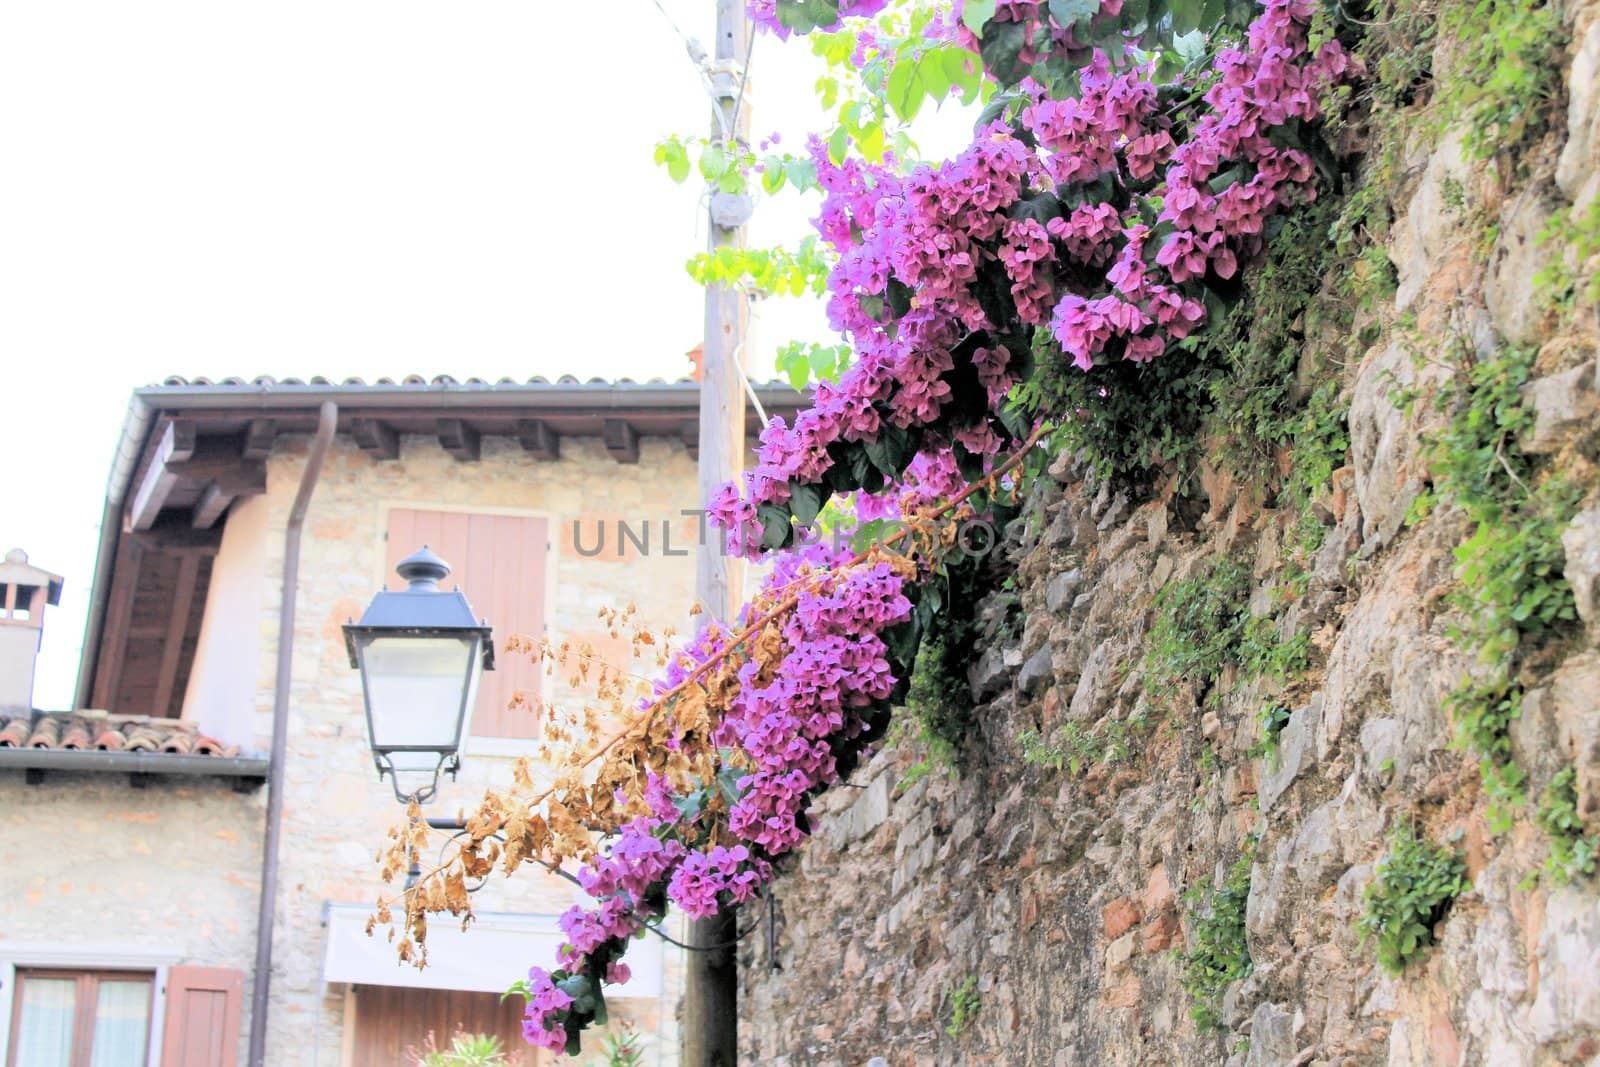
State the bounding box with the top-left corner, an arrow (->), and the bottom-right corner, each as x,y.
385,509 -> 547,739
160,966 -> 242,1067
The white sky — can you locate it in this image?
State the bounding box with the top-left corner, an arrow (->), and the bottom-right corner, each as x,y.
0,2 -> 972,709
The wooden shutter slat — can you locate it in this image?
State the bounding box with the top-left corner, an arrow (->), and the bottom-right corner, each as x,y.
160,966 -> 242,1067
384,509 -> 546,740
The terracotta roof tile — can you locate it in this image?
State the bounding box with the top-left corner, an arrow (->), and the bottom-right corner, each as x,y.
149,373 -> 796,390
0,711 -> 239,759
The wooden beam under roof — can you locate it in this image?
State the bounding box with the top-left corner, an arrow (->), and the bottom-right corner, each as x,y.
126,422 -> 197,531
91,537 -> 144,710
602,419 -> 640,463
150,553 -> 200,717
438,418 -> 481,461
242,419 -> 277,460
517,419 -> 560,460
127,426 -> 267,532
191,484 -> 233,529
350,418 -> 400,460
129,518 -> 223,554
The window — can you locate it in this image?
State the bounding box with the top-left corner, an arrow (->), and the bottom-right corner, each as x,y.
384,509 -> 548,739
3,584 -> 38,621
6,970 -> 152,1067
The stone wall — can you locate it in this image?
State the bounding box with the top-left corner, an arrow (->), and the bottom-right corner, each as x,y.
0,774 -> 264,1002
737,5 -> 1600,1065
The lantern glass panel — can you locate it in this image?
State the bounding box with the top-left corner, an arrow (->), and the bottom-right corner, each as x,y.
359,635 -> 478,764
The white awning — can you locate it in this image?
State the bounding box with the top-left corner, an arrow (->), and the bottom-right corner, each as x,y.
322,904 -> 665,999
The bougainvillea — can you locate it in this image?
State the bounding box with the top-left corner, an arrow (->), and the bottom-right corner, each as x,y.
373,2 -> 1351,1057
511,544 -> 918,1053
708,0 -> 1348,559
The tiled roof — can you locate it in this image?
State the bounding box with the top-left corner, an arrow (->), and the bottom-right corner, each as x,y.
0,710 -> 239,757
151,373 -> 792,389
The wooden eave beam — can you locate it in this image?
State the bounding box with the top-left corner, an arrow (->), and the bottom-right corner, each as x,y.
517,419 -> 561,460
128,429 -> 266,532
150,553 -> 201,717
128,520 -> 223,555
242,419 -> 277,460
126,422 -> 197,531
351,418 -> 400,460
438,418 -> 481,462
603,419 -> 640,464
91,537 -> 145,711
191,484 -> 234,529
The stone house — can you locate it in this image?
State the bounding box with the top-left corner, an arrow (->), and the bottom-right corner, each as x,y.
0,375 -> 793,1067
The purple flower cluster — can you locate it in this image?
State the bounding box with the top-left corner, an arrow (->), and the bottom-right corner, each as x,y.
557,897 -> 639,962
523,553 -> 910,1054
668,844 -> 770,918
574,816 -> 686,903
717,559 -> 910,852
710,1 -> 1346,555
747,0 -> 889,39
520,967 -> 573,1053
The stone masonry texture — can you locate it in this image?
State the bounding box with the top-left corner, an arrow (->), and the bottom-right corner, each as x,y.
736,7 -> 1600,1066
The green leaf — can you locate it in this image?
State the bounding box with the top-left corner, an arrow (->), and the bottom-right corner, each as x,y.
887,58 -> 926,124
785,158 -> 818,191
978,20 -> 1028,87
656,140 -> 690,184
886,278 -> 913,317
789,481 -> 831,525
699,145 -> 728,182
778,347 -> 811,390
777,0 -> 842,34
761,156 -> 786,195
858,121 -> 886,161
1208,164 -> 1248,194
944,47 -> 983,103
828,126 -> 850,165
962,0 -> 997,32
864,422 -> 915,476
671,789 -> 705,820
920,49 -> 954,104
757,502 -> 794,549
1049,0 -> 1099,29
1170,0 -> 1203,34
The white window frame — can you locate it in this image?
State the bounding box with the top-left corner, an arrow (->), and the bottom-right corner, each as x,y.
0,943 -> 180,1067
373,501 -> 560,757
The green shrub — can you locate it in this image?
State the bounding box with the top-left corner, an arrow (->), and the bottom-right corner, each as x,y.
1417,340 -> 1582,827
1180,849 -> 1254,1029
1537,767 -> 1599,886
411,1032 -> 514,1067
894,559 -> 1016,787
943,975 -> 982,1037
1145,557 -> 1253,702
1438,0 -> 1566,160
1018,717 -> 1137,777
1252,703 -> 1293,760
1536,198 -> 1600,311
1357,826 -> 1470,975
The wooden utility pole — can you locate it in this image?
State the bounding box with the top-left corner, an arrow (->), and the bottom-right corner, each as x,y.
685,1 -> 749,1064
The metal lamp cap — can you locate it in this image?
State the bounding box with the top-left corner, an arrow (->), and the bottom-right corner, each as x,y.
395,545 -> 452,590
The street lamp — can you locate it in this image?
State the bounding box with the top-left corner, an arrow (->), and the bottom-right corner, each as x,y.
343,546 -> 493,804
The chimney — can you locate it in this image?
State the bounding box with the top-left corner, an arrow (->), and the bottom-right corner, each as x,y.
0,548 -> 64,711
